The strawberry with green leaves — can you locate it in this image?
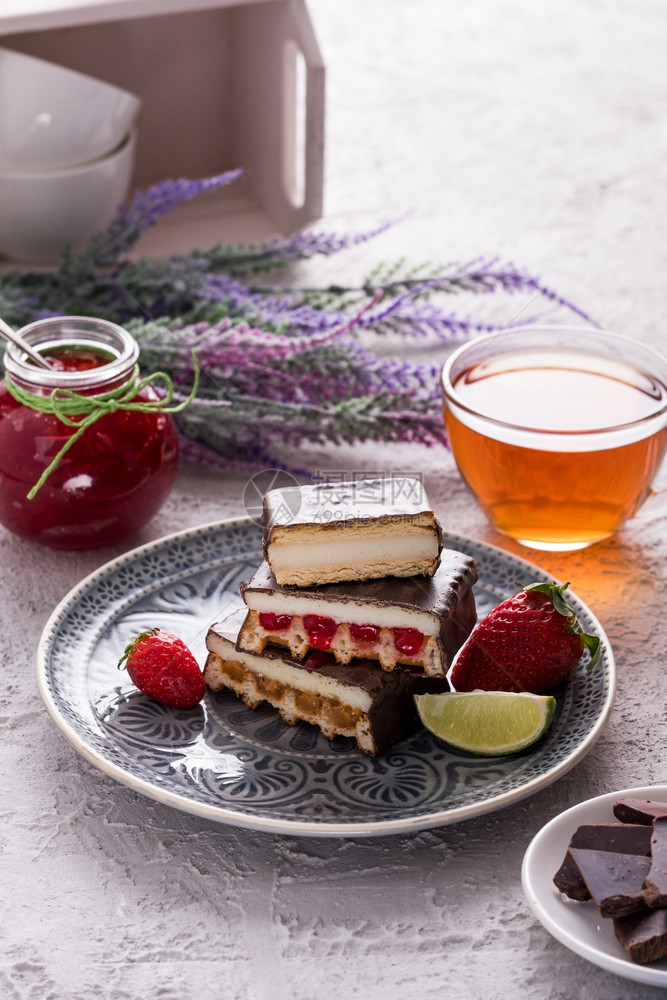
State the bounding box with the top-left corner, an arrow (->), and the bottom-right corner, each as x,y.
118,628 -> 205,708
450,581 -> 600,695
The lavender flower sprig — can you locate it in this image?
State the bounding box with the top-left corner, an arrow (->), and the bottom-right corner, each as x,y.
172,388 -> 447,475
0,172 -> 596,471
0,173 -> 591,330
62,171 -> 244,271
127,309 -> 445,470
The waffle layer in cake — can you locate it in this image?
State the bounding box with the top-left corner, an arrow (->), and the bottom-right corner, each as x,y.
204,610 -> 428,756
262,477 -> 443,586
237,549 -> 478,677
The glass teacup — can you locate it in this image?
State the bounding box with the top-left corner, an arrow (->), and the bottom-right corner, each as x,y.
441,325 -> 667,551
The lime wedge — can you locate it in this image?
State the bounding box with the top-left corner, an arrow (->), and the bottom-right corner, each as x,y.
414,690 -> 556,756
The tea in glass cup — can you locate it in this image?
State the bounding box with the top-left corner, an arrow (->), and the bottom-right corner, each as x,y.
441,326 -> 667,550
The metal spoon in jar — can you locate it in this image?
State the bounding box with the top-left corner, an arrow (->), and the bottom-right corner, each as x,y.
0,317 -> 51,369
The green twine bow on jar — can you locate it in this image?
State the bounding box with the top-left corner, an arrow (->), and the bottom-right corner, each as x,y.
4,352 -> 200,499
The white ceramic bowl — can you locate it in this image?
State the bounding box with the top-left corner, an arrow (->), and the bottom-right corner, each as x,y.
0,128 -> 136,262
0,46 -> 141,171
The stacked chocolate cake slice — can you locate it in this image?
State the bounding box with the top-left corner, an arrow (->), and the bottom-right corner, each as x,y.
204,478 -> 478,755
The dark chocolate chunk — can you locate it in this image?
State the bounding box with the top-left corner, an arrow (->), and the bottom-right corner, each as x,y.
569,848 -> 651,918
553,851 -> 592,901
614,908 -> 667,965
643,816 -> 667,908
613,798 -> 667,825
553,824 -> 653,900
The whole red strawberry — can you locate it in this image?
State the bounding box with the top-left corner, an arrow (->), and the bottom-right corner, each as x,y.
450,582 -> 600,695
118,628 -> 205,708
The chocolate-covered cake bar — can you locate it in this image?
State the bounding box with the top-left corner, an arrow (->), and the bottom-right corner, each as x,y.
204,610 -> 425,756
236,550 -> 478,677
262,477 -> 443,587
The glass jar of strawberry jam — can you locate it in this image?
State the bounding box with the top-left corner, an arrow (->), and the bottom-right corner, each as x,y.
0,317 -> 180,550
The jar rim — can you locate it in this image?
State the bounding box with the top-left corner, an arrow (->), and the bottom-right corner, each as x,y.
4,316 -> 139,391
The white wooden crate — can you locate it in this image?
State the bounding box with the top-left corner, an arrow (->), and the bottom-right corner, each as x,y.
0,0 -> 325,258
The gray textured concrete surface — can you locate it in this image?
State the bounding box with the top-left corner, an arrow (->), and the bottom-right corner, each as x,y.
3,1 -> 667,997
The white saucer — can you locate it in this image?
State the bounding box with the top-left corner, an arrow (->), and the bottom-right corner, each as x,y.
522,785 -> 667,986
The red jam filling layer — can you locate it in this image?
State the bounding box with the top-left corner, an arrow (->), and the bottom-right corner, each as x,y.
303,614 -> 338,650
258,612 -> 293,632
349,623 -> 381,643
303,651 -> 331,672
257,612 -> 426,658
393,627 -> 425,656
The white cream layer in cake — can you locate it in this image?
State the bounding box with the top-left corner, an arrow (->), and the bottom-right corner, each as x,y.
261,477 -> 443,586
242,584 -> 439,634
266,525 -> 440,585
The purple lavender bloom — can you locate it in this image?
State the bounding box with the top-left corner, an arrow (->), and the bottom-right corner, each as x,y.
64,170 -> 244,271
354,269 -> 597,338
202,218 -> 395,274
430,258 -> 598,326
0,172 -> 598,473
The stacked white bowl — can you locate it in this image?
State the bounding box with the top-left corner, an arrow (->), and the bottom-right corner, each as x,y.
0,47 -> 141,262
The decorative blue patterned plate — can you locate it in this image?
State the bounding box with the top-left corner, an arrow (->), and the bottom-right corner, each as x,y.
36,518 -> 615,837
